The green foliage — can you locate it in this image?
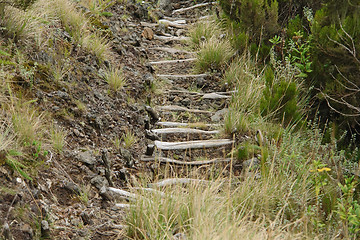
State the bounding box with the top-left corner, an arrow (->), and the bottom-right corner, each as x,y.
236,141 -> 260,160
337,176 -> 360,238
286,31 -> 312,78
260,75 -> 301,124
5,150 -> 33,181
309,2 -> 360,137
219,0 -> 279,41
219,0 -> 279,58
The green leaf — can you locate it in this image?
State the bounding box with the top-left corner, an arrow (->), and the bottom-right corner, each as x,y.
0,49 -> 10,57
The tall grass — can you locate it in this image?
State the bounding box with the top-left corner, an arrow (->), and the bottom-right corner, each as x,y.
188,19 -> 221,48
195,37 -> 234,73
125,122 -> 346,239
0,0 -> 112,60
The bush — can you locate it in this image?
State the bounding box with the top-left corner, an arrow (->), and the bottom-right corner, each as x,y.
219,0 -> 279,41
309,3 -> 360,136
260,66 -> 303,125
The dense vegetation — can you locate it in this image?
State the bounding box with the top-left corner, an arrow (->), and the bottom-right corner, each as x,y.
219,0 -> 360,142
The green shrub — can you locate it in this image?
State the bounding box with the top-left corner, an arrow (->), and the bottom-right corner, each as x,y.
309,3 -> 360,136
219,0 -> 279,41
260,66 -> 303,125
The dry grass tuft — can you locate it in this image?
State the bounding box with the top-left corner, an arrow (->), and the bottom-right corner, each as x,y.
195,37 -> 234,73
104,67 -> 126,91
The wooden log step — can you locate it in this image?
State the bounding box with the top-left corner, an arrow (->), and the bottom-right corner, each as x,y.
114,203 -> 130,209
154,139 -> 234,150
140,22 -> 157,27
202,92 -> 231,99
156,121 -> 220,128
164,90 -> 235,97
148,47 -> 194,54
141,155 -> 231,166
157,73 -> 208,79
152,128 -> 220,135
172,2 -> 217,15
162,16 -> 188,22
108,187 -> 137,201
157,105 -> 212,114
149,178 -> 212,188
159,19 -> 187,28
149,58 -> 196,65
154,35 -> 190,41
141,20 -> 187,29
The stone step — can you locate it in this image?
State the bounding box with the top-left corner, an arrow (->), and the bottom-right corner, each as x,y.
154,139 -> 234,150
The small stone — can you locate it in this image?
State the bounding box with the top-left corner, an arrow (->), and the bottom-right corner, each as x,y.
144,73 -> 154,86
145,129 -> 160,141
63,181 -> 81,195
20,223 -> 33,239
80,211 -> 93,225
2,222 -> 12,240
181,97 -> 191,106
41,220 -> 51,239
196,77 -> 206,88
75,150 -> 97,167
91,175 -> 109,190
145,105 -> 159,123
211,108 -> 228,122
120,148 -> 133,167
145,144 -> 155,156
142,27 -> 154,40
173,232 -> 187,240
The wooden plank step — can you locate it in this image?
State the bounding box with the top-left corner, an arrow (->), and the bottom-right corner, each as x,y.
157,105 -> 212,114
202,92 -> 231,99
172,2 -> 217,15
152,127 -> 219,135
149,58 -> 196,65
141,155 -> 231,166
148,47 -> 194,54
157,73 -> 208,79
156,121 -> 220,128
141,20 -> 188,29
154,35 -> 190,41
159,19 -> 187,28
154,139 -> 234,150
149,178 -> 212,188
164,90 -> 235,96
